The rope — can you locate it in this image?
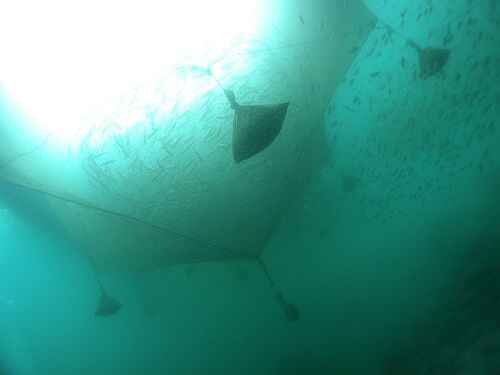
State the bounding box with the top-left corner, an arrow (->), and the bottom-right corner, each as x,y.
0,178 -> 254,260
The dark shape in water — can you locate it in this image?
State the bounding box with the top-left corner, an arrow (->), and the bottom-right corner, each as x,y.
202,66 -> 290,163
284,303 -> 300,322
258,258 -> 300,322
408,39 -> 451,79
276,293 -> 299,321
95,287 -> 122,317
223,89 -> 289,163
377,22 -> 450,80
342,173 -> 360,193
91,261 -> 122,317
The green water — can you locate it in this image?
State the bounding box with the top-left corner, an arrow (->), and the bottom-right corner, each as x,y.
1,0 -> 499,374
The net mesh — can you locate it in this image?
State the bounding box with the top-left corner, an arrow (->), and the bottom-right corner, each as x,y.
0,0 -> 375,273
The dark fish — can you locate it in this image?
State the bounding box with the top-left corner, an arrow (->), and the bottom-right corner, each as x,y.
299,15 -> 304,25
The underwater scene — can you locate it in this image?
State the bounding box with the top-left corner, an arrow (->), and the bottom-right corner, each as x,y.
0,0 -> 499,374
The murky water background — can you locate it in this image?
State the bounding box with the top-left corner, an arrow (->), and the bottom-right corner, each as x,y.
1,0 -> 499,374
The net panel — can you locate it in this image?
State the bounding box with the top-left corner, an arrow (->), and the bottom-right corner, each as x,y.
0,0 -> 375,272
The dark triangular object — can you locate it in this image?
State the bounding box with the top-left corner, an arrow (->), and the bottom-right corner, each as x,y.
95,290 -> 123,317
232,102 -> 289,163
283,303 -> 300,322
408,40 -> 450,79
258,258 -> 300,323
276,293 -> 299,321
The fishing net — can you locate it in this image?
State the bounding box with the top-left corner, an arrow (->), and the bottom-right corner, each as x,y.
0,0 -> 375,273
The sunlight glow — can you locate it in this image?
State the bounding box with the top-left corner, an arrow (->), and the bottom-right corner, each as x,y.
0,0 -> 265,147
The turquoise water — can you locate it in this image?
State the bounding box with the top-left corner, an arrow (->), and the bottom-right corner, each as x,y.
1,0 -> 499,374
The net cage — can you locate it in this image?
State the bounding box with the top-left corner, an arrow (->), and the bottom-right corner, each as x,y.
0,0 -> 375,274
